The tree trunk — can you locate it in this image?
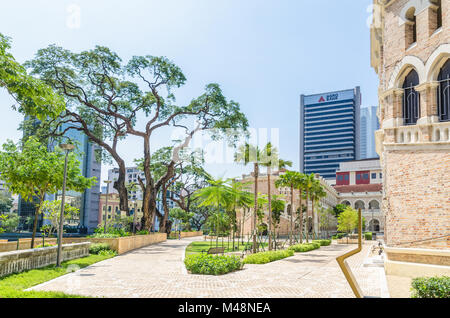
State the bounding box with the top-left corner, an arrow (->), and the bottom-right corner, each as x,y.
159,185 -> 170,233
311,197 -> 316,240
267,167 -> 272,250
305,189 -> 309,243
290,185 -> 294,245
253,163 -> 259,254
113,160 -> 129,216
299,188 -> 303,244
30,193 -> 45,249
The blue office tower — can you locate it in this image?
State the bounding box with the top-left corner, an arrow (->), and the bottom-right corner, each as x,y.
300,87 -> 361,180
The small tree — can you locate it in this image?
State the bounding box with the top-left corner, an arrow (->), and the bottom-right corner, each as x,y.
0,213 -> 20,232
0,137 -> 97,248
0,192 -> 13,213
337,207 -> 358,244
41,200 -> 79,238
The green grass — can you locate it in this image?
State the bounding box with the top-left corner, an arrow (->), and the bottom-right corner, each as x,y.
0,253 -> 114,298
185,241 -> 268,256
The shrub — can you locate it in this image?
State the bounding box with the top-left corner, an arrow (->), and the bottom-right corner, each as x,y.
184,254 -> 242,275
88,233 -> 120,238
136,230 -> 149,235
243,249 -> 294,265
313,239 -> 331,246
89,243 -> 112,255
35,243 -> 56,248
98,249 -> 117,257
364,232 -> 373,241
289,243 -> 320,253
411,276 -> 450,298
332,233 -> 346,239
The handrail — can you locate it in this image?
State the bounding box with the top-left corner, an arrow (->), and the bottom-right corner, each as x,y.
336,208 -> 364,298
391,235 -> 450,247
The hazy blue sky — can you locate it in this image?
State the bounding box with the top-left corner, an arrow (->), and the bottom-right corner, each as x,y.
0,0 -> 378,182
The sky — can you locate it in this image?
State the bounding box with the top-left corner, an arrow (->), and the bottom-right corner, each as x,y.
0,0 -> 379,183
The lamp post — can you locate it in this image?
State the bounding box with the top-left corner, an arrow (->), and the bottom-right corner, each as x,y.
56,143 -> 75,267
132,199 -> 138,234
103,180 -> 112,233
371,208 -> 374,232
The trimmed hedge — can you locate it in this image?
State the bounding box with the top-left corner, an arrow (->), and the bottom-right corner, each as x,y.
89,243 -> 112,255
364,232 -> 373,241
243,249 -> 294,265
312,239 -> 331,246
289,243 -> 320,253
411,276 -> 450,298
184,254 -> 242,275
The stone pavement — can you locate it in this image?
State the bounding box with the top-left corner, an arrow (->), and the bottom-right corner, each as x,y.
29,237 -> 389,298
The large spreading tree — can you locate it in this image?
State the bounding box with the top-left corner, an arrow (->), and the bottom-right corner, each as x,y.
26,45 -> 248,231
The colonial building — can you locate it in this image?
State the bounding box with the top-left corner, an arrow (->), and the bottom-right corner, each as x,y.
237,170 -> 339,237
98,193 -> 143,226
371,0 -> 450,248
333,159 -> 384,233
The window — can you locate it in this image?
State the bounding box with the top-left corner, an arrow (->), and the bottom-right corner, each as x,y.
356,174 -> 361,180
405,7 -> 417,48
363,173 -> 369,180
435,0 -> 443,30
372,173 -> 377,179
379,173 -> 382,179
344,175 -> 349,181
403,69 -> 420,125
438,60 -> 450,122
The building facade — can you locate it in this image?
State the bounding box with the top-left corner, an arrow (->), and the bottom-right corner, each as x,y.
371,0 -> 450,247
300,87 -> 362,180
334,159 -> 384,233
361,106 -> 381,159
237,170 -> 339,237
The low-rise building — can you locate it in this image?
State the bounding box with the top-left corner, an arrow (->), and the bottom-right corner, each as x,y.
333,158 -> 384,233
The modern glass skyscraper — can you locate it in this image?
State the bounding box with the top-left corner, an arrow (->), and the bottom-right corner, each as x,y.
300,87 -> 361,180
360,106 -> 380,159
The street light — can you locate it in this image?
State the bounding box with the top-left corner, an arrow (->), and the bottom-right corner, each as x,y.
103,180 -> 112,234
56,143 -> 75,267
132,199 -> 138,234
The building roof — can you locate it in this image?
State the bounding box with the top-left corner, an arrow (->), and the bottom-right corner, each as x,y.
333,184 -> 382,193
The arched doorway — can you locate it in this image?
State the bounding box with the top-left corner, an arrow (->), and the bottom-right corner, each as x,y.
369,219 -> 380,232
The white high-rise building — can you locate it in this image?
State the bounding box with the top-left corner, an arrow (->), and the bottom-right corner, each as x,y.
360,106 -> 380,159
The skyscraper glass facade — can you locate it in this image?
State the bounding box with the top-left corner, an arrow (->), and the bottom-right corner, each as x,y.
360,106 -> 380,159
300,87 -> 361,180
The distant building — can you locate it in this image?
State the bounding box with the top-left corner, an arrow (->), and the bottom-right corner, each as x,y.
333,159 -> 383,233
360,106 -> 380,159
300,87 -> 361,180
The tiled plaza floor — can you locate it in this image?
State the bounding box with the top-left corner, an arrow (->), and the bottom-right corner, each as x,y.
29,238 -> 389,298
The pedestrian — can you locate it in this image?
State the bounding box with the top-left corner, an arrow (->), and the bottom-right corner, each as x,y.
178,230 -> 181,240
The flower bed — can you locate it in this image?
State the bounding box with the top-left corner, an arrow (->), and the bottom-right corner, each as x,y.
184,254 -> 242,275
243,249 -> 294,265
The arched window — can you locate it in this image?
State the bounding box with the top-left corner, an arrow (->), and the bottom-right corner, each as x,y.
403,69 -> 420,125
438,60 -> 450,122
369,200 -> 380,210
405,8 -> 417,47
355,201 -> 365,211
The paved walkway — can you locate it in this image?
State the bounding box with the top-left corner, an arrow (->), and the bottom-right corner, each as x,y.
29,238 -> 389,298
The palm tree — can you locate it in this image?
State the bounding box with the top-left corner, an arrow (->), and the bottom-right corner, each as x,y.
270,194 -> 285,249
193,177 -> 232,247
293,173 -> 306,243
303,173 -> 316,243
234,143 -> 264,253
275,171 -> 300,244
311,179 -> 326,240
259,143 -> 292,250
229,180 -> 253,251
